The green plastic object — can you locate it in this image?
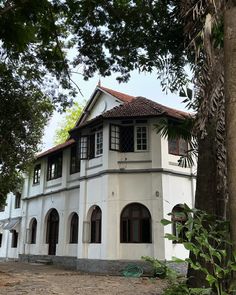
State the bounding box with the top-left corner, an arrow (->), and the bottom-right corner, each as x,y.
122,264 -> 143,277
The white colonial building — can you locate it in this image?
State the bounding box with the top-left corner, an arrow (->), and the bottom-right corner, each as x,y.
0,86 -> 196,273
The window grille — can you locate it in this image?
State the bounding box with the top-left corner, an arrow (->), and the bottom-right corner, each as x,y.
120,126 -> 134,152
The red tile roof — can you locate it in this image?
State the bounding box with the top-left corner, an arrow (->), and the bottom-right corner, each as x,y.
98,86 -> 135,103
71,96 -> 189,132
39,87 -> 189,158
36,139 -> 75,159
103,96 -> 189,119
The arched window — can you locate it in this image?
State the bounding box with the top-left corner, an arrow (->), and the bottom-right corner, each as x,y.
91,206 -> 102,243
70,213 -> 78,243
30,218 -> 37,244
120,203 -> 151,243
172,205 -> 188,243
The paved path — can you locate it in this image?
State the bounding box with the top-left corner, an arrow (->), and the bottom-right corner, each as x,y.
0,261 -> 168,294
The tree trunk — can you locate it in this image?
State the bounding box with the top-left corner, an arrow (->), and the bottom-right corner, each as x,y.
187,119 -> 223,288
224,5 -> 236,281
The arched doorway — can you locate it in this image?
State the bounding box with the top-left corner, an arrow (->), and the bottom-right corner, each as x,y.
46,209 -> 59,255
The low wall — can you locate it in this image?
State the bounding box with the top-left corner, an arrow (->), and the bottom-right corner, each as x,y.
19,255 -> 187,276
19,254 -> 153,275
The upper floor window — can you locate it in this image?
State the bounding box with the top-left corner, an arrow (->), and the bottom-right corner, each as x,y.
70,144 -> 80,174
15,192 -> 21,209
96,130 -> 103,156
136,126 -> 148,151
110,125 -> 120,151
120,203 -> 151,243
33,164 -> 41,184
168,138 -> 188,156
79,127 -> 103,160
110,124 -> 148,152
80,136 -> 88,159
47,152 -> 62,180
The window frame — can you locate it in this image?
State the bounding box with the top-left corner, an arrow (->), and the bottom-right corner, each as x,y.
120,203 -> 152,244
109,123 -> 149,153
109,124 -> 120,151
95,130 -> 103,156
70,144 -> 80,174
168,137 -> 188,156
80,136 -> 89,160
135,125 -> 148,152
47,152 -> 63,181
90,206 -> 102,244
33,164 -> 41,184
11,230 -> 18,248
15,192 -> 21,209
30,218 -> 37,244
70,213 -> 79,244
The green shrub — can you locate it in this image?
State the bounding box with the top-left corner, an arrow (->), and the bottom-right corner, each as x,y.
141,256 -> 177,280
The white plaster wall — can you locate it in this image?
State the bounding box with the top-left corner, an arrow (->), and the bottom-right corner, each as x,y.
0,112 -> 196,263
0,193 -> 22,259
162,174 -> 195,260
86,93 -> 121,121
22,186 -> 80,257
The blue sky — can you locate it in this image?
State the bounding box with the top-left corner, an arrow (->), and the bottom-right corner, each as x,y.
42,70 -> 188,151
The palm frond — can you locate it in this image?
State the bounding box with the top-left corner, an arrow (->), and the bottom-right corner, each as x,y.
155,116 -> 197,168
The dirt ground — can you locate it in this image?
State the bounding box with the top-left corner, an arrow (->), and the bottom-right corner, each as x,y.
0,261 -> 168,295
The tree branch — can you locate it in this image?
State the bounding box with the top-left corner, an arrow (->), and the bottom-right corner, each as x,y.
0,0 -> 29,16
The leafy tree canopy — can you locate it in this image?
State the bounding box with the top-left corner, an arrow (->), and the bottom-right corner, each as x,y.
54,102 -> 84,145
0,0 -> 189,204
0,0 -> 76,204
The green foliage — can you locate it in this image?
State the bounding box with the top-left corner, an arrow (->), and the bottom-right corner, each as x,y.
0,61 -> 53,205
162,206 -> 236,295
0,1 -> 194,205
141,256 -> 177,280
54,102 -> 84,145
164,282 -> 211,295
65,0 -> 189,90
155,117 -> 197,168
0,1 -> 76,204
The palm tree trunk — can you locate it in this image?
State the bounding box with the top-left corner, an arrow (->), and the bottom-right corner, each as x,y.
224,5 -> 236,279
187,119 -> 223,288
